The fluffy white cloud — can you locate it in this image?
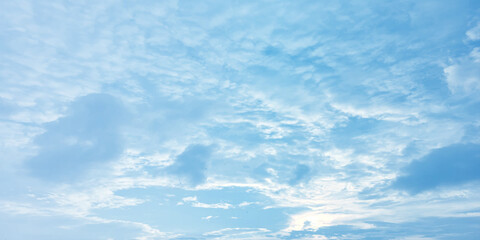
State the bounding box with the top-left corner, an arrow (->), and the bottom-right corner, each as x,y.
444,48 -> 480,95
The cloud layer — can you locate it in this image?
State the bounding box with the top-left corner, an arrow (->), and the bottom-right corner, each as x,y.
1,0 -> 480,239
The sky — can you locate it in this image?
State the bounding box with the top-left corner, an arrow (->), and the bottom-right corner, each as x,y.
1,0 -> 480,239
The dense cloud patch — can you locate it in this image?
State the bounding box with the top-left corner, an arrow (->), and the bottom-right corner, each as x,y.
393,144 -> 480,194
167,145 -> 213,186
25,94 -> 127,181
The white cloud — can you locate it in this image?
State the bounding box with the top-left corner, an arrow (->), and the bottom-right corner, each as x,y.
238,201 -> 259,207
178,196 -> 233,209
393,236 -> 435,240
203,227 -> 274,240
193,202 -> 233,209
444,49 -> 480,95
466,23 -> 480,41
202,215 -> 217,220
0,201 -> 52,216
285,210 -> 374,232
182,196 -> 197,202
0,201 -> 179,239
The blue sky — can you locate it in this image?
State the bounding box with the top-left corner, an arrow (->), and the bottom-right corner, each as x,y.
1,0 -> 480,239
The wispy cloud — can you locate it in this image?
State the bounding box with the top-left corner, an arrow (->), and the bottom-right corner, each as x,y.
177,196 -> 233,209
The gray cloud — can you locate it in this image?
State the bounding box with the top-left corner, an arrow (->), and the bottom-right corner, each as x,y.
392,143 -> 480,194
25,93 -> 128,182
166,144 -> 213,186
